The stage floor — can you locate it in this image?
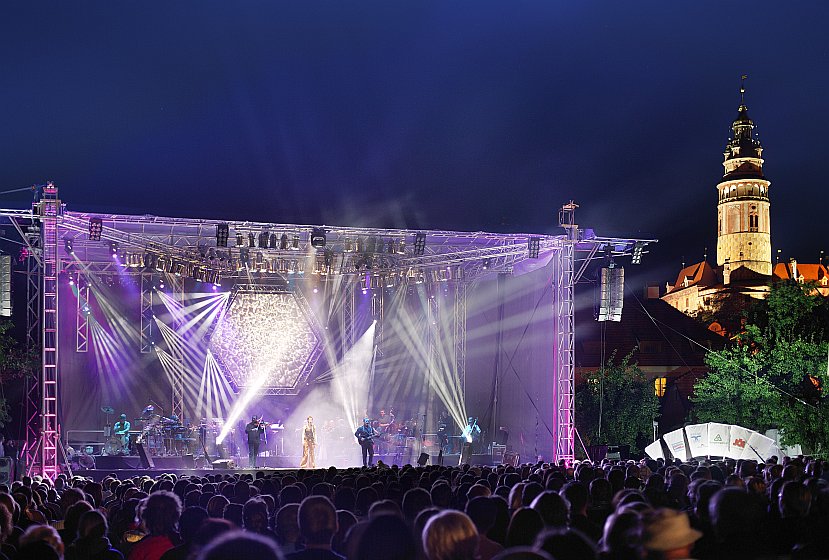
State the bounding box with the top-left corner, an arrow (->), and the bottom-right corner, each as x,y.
71,452 -> 500,480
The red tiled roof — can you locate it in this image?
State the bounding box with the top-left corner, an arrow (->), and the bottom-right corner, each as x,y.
666,261 -> 719,294
773,262 -> 829,283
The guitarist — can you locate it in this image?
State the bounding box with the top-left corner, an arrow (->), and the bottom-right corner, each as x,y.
354,417 -> 377,467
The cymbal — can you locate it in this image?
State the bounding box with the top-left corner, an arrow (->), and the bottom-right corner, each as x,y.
101,406 -> 115,414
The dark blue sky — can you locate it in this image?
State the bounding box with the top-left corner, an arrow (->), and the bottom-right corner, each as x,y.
3,2 -> 827,285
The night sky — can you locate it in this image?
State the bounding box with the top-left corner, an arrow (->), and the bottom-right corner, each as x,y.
3,2 -> 828,287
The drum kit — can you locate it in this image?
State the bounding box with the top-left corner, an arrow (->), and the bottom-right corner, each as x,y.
98,403 -> 207,457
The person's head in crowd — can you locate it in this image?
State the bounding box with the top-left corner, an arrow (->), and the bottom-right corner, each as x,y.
297,495 -> 338,549
561,482 -> 589,518
356,512 -> 417,560
422,510 -> 479,560
195,530 -> 284,560
223,502 -> 244,527
505,507 -> 544,548
692,480 -> 722,526
63,500 -> 93,543
641,508 -> 702,560
140,490 -> 182,537
368,499 -> 402,519
75,509 -> 109,542
599,510 -> 642,560
467,484 -> 491,500
709,487 -> 765,554
521,482 -> 543,507
431,482 -> 452,509
243,497 -> 270,533
179,506 -> 209,544
333,509 -> 358,555
534,527 -> 597,560
402,487 -> 431,523
508,483 -> 525,512
491,547 -> 554,560
18,524 -> 64,560
207,494 -> 230,518
191,518 -> 235,555
779,480 -> 811,518
274,503 -> 300,549
530,491 -> 569,528
466,496 -> 498,535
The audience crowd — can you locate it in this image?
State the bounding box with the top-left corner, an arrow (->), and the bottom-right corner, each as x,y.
0,454 -> 827,560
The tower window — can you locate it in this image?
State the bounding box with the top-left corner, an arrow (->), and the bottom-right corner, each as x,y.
749,205 -> 759,232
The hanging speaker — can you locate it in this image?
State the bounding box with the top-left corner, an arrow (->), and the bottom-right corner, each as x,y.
598,266 -> 624,322
0,256 -> 10,317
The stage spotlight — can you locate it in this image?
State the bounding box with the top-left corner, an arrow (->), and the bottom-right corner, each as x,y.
414,233 -> 426,256
269,232 -> 278,249
248,233 -> 255,247
88,218 -> 102,241
397,239 -> 406,254
236,232 -> 244,246
528,237 -> 541,259
482,258 -> 490,270
356,237 -> 365,253
631,241 -> 645,265
258,231 -> 269,248
280,233 -> 289,250
109,242 -> 118,256
240,248 -> 250,268
387,239 -> 395,253
292,234 -> 300,250
311,228 -> 326,248
344,237 -> 354,252
64,238 -> 74,255
216,223 -> 229,247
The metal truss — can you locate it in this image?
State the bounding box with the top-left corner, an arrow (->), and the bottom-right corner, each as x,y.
140,273 -> 155,354
340,280 -> 354,361
75,280 -> 89,352
553,204 -> 577,465
454,282 -> 467,397
36,184 -> 62,478
168,273 -> 185,421
372,291 -> 384,352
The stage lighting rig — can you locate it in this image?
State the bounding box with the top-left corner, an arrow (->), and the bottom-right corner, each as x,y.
528,237 -> 541,259
258,231 -> 269,248
88,218 -> 102,241
216,223 -> 229,247
248,233 -> 255,247
109,242 -> 118,256
414,233 -> 426,256
63,238 -> 74,255
311,228 -> 326,248
269,233 -> 278,249
236,232 -> 244,246
631,241 -> 645,265
279,234 -> 289,250
291,234 -> 300,250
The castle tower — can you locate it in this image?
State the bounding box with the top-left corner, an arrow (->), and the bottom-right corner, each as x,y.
716,81 -> 772,281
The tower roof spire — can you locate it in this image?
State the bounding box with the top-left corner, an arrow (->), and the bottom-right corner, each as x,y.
740,74 -> 747,106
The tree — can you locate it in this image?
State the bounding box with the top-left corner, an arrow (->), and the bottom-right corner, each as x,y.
691,281 -> 829,453
0,319 -> 38,429
575,350 -> 660,455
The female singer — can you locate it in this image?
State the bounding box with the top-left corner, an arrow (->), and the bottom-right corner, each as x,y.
300,415 -> 316,468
